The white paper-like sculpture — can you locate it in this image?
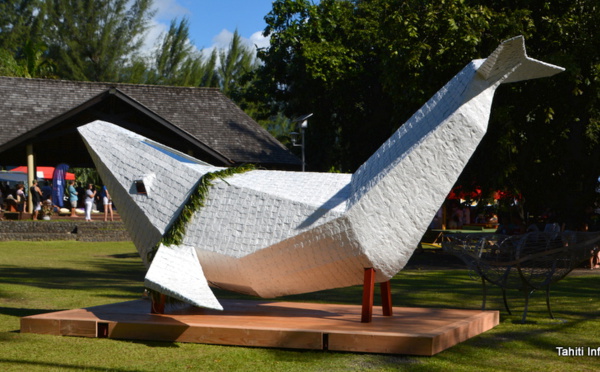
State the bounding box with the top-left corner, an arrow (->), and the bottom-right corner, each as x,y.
79,36 -> 563,310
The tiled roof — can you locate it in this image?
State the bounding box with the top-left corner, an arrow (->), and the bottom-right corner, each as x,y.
0,77 -> 300,168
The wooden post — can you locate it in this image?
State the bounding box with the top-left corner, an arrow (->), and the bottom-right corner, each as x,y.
151,293 -> 166,314
361,268 -> 376,323
26,144 -> 34,213
380,280 -> 393,316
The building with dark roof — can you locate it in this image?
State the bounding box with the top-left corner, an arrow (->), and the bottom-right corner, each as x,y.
0,76 -> 300,169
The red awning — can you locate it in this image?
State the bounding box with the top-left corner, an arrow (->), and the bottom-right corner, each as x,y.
9,166 -> 75,181
448,186 -> 521,201
447,187 -> 483,200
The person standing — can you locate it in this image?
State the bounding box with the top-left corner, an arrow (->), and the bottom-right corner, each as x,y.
101,185 -> 113,222
15,184 -> 25,211
68,180 -> 78,217
30,180 -> 42,220
85,184 -> 96,222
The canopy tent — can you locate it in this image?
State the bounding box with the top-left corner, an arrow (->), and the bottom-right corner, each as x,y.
0,171 -> 28,183
9,166 -> 75,181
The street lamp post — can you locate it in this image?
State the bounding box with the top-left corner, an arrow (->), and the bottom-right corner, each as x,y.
291,113 -> 312,172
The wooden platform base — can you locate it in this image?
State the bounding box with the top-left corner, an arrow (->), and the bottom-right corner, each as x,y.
20,299 -> 499,356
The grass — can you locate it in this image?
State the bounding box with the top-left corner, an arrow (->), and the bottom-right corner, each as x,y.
1,241 -> 600,371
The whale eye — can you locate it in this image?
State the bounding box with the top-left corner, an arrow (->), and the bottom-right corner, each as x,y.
135,180 -> 147,194
133,174 -> 155,196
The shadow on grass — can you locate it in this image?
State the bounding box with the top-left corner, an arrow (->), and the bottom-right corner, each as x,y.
0,259 -> 145,295
103,253 -> 140,259
0,306 -> 61,318
0,359 -> 139,372
120,339 -> 182,349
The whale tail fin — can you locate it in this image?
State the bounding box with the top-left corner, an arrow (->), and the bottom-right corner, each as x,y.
477,35 -> 564,84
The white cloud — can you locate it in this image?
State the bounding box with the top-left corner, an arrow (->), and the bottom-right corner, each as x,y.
249,31 -> 270,50
205,29 -> 270,55
139,19 -> 168,57
138,1 -> 271,61
212,29 -> 235,49
136,0 -> 191,57
152,0 -> 190,21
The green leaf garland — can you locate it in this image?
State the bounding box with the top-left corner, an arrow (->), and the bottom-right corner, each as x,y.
148,164 -> 255,262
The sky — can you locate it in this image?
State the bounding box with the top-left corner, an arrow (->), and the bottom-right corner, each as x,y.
147,0 -> 276,55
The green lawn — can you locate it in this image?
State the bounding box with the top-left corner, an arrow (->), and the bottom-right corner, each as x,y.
1,241 -> 599,371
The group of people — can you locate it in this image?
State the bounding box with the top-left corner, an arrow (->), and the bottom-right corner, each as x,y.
1,179 -> 114,222
1,180 -> 53,220
67,180 -> 114,221
0,183 -> 26,212
446,202 -> 500,230
429,202 -> 499,230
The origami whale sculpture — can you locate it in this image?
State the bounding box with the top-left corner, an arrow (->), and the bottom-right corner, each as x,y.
79,36 -> 563,310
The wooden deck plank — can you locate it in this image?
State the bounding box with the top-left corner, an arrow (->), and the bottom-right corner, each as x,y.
20,299 -> 499,356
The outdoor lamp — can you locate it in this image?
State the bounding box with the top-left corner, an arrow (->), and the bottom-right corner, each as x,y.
291,113 -> 313,172
290,132 -> 300,146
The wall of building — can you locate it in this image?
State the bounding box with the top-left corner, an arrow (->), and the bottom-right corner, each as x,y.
0,221 -> 130,242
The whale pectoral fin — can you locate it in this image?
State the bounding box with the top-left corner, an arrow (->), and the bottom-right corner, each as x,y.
478,35 -> 564,83
144,243 -> 223,310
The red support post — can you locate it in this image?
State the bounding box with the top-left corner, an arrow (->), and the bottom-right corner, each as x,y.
380,280 -> 393,316
151,293 -> 166,314
361,268 -> 376,323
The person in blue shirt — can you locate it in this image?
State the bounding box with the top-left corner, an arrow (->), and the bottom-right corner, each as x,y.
101,185 -> 113,222
68,180 -> 78,217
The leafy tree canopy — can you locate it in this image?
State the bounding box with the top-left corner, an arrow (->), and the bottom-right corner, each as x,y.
43,0 -> 155,82
0,0 -> 44,52
255,0 -> 600,220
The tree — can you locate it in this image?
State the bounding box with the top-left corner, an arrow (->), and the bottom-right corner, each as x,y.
120,17 -> 221,88
152,17 -> 192,85
218,30 -> 256,97
0,0 -> 54,78
176,52 -> 217,87
20,39 -> 57,77
70,167 -> 101,188
154,18 -> 193,83
0,0 -> 44,52
150,17 -> 220,87
119,55 -> 149,84
199,49 -> 219,87
0,48 -> 27,76
0,40 -> 57,78
44,0 -> 155,82
254,0 -> 600,220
